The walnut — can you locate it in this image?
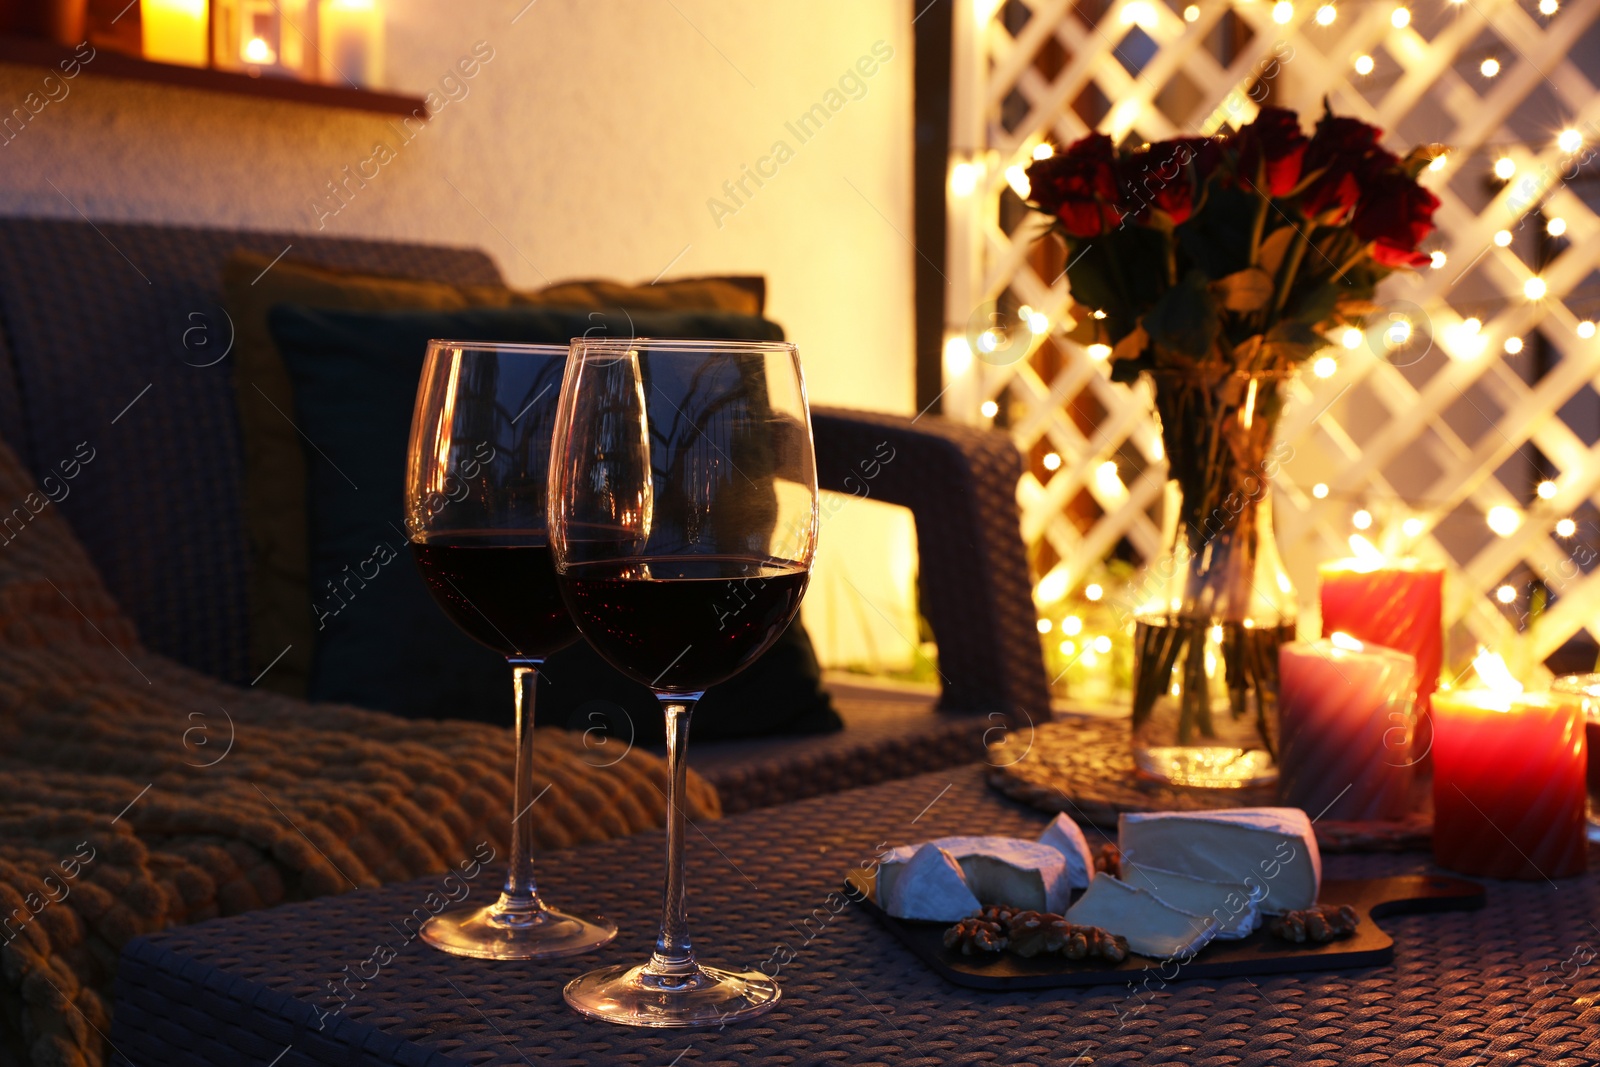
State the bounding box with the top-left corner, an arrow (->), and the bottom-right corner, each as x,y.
1004,910 -> 1129,963
1006,909 -> 1072,957
1092,842 -> 1122,878
978,903 -> 1018,925
1268,904 -> 1360,943
943,917 -> 1008,954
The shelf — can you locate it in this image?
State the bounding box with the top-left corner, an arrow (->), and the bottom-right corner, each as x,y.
0,35 -> 427,118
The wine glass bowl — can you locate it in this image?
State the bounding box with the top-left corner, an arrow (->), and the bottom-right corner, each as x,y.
404,340 -> 617,960
550,338 -> 817,1027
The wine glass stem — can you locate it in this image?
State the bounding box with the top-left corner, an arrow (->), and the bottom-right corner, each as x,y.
649,696 -> 700,979
502,657 -> 545,913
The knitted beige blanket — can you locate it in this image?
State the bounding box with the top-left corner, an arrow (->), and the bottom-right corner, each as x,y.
0,440 -> 717,1067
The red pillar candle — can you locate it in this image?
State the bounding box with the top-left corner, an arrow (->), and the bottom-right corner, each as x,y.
1431,686 -> 1587,879
1318,557 -> 1443,758
1279,633 -> 1417,821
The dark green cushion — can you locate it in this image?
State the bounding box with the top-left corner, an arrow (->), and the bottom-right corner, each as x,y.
267,304 -> 840,742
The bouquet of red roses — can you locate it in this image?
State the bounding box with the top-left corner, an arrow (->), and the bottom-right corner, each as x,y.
1024,103 -> 1441,384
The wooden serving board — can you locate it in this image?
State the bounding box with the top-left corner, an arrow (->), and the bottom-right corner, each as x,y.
843,871 -> 1484,990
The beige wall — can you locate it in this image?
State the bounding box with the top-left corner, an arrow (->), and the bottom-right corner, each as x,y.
0,0 -> 922,671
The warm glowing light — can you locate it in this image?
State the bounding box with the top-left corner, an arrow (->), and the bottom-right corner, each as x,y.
1353,509 -> 1373,530
1558,129 -> 1583,154
980,400 -> 999,418
1091,309 -> 1106,320
1093,635 -> 1113,654
1493,157 -> 1516,180
1059,639 -> 1076,656
1028,311 -> 1050,334
1005,164 -> 1030,198
1486,505 -> 1521,536
1312,482 -> 1330,499
1386,317 -> 1413,346
1579,321 -> 1597,339
1063,616 -> 1083,636
1085,583 -> 1104,601
1547,217 -> 1567,237
1525,277 -> 1548,300
977,330 -> 998,354
1496,585 -> 1517,604
1537,479 -> 1558,499
1504,336 -> 1524,354
1184,3 -> 1202,19
1354,54 -> 1375,75
1032,143 -> 1054,160
1429,153 -> 1448,172
1122,0 -> 1160,27
243,36 -> 277,65
1036,568 -> 1070,603
1037,618 -> 1054,634
1315,3 -> 1337,23
1472,648 -> 1524,694
1494,228 -> 1513,246
1273,1 -> 1294,23
1086,342 -> 1112,361
1403,517 -> 1424,537
1095,460 -> 1124,499
1391,6 -> 1410,27
143,0 -> 210,67
1312,356 -> 1337,378
943,336 -> 974,377
1480,57 -> 1500,77
1081,650 -> 1099,668
1557,517 -> 1577,537
1042,452 -> 1062,471
1330,631 -> 1365,652
1463,317 -> 1482,334
1430,250 -> 1448,269
1538,0 -> 1559,14
1349,533 -> 1386,565
1341,327 -> 1363,349
950,161 -> 981,197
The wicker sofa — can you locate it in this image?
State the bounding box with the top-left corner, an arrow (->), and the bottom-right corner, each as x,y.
0,216 -> 1049,810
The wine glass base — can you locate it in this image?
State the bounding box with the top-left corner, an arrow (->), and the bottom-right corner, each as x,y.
420,899 -> 616,960
563,961 -> 781,1028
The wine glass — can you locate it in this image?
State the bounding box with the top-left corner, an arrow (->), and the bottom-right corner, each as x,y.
549,338 -> 817,1028
404,340 -> 618,959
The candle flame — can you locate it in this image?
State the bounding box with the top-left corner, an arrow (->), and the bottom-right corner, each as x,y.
1471,648 -> 1524,696
1347,533 -> 1386,568
1330,631 -> 1364,652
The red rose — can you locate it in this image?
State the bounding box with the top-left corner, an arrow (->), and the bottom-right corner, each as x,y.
1120,138 -> 1205,223
1233,107 -> 1308,196
1026,133 -> 1124,238
1353,168 -> 1440,267
1299,114 -> 1386,218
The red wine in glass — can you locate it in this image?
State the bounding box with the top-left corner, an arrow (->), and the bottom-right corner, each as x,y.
558,556 -> 807,692
411,533 -> 578,658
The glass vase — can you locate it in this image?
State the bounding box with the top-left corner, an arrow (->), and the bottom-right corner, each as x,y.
1130,368 -> 1297,788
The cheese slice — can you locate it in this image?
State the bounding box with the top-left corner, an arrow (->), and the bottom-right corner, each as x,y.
1121,862 -> 1260,939
878,844 -> 982,922
879,836 -> 1071,913
1037,813 -> 1097,890
1065,874 -> 1218,959
1118,808 -> 1320,914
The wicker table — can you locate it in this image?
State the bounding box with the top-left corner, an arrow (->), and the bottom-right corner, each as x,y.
111,765 -> 1600,1066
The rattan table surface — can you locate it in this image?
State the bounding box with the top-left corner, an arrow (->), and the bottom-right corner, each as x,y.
112,765 -> 1600,1067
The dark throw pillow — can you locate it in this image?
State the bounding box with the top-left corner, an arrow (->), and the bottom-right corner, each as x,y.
267,304 -> 840,742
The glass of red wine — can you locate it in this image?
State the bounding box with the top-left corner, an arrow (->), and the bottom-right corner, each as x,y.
550,338 -> 817,1027
403,340 -> 618,960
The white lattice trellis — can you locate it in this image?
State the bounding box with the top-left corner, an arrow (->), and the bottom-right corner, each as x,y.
944,0 -> 1600,679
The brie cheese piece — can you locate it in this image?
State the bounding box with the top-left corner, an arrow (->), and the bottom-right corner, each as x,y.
1065,874 -> 1218,959
879,836 -> 1072,913
1121,862 -> 1260,939
1037,813 -> 1097,890
877,844 -> 982,922
1118,808 -> 1321,914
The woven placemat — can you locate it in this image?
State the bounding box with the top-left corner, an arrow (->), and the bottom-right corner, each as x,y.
987,718 -> 1432,852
